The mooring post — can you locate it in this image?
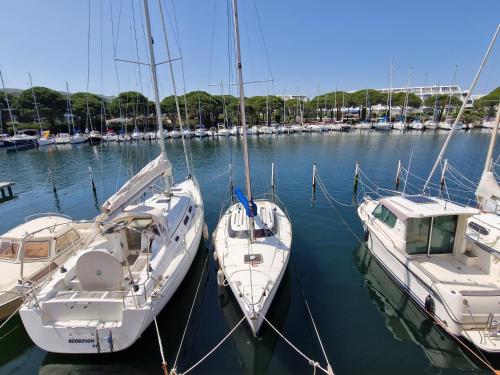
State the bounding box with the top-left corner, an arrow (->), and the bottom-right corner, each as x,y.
7,185 -> 13,197
395,159 -> 402,190
0,188 -> 5,199
312,162 -> 317,194
88,166 -> 97,195
353,161 -> 360,195
440,159 -> 448,190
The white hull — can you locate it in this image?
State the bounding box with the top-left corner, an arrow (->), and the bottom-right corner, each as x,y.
20,178 -> 204,353
214,200 -> 291,336
38,137 -> 55,146
358,199 -> 500,354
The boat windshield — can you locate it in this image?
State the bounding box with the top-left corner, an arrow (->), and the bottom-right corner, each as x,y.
0,239 -> 20,260
228,215 -> 278,239
406,215 -> 458,256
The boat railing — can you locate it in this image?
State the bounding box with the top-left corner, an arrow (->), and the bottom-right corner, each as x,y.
25,212 -> 72,222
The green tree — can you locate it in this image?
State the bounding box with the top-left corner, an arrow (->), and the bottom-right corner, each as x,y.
16,87 -> 66,124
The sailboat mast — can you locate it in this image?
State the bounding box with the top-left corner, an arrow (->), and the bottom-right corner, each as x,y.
388,63 -> 393,123
423,25 -> 499,191
157,0 -> 191,175
143,0 -> 166,156
66,82 -> 76,134
232,0 -> 253,203
403,68 -> 412,123
0,69 -> 16,134
28,73 -> 43,134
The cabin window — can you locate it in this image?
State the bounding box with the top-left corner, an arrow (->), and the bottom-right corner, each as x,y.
373,204 -> 397,228
188,206 -> 193,213
406,218 -> 431,255
24,241 -> 50,259
429,215 -> 457,255
0,240 -> 19,260
55,229 -> 80,254
183,216 -> 190,225
467,221 -> 489,236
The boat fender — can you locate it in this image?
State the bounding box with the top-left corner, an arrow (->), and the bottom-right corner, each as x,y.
424,295 -> 435,315
60,266 -> 67,273
213,250 -> 218,263
217,270 -> 224,287
364,229 -> 370,242
202,223 -> 209,240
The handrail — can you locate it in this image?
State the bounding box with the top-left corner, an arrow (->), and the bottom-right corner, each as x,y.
25,212 -> 73,223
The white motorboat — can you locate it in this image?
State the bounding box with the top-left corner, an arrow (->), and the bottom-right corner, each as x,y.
213,0 -> 292,337
374,118 -> 392,131
131,129 -> 143,141
38,131 -> 55,146
424,120 -> 438,130
55,133 -> 71,144
19,0 -> 204,353
217,123 -> 231,136
357,195 -> 500,354
309,124 -> 323,132
230,126 -> 239,136
70,133 -> 88,144
170,127 -> 182,138
410,119 -> 424,130
194,124 -> 208,137
258,125 -> 273,135
0,214 -> 93,320
438,121 -> 453,130
156,129 -> 169,139
3,129 -> 39,149
103,131 -> 118,142
392,121 -> 407,130
290,124 -> 302,133
330,123 -> 342,131
182,128 -> 193,138
207,127 -> 217,137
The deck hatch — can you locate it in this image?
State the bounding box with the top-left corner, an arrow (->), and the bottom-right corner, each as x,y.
404,196 -> 437,204
244,254 -> 263,264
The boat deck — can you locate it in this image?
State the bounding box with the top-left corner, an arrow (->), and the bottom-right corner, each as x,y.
412,255 -> 500,292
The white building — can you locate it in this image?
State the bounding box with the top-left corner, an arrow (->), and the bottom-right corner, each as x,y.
378,85 -> 483,108
279,94 -> 309,102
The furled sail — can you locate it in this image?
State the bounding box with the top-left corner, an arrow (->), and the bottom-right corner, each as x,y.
101,153 -> 172,215
476,171 -> 500,213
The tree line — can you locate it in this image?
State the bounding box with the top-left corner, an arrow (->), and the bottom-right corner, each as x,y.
0,86 -> 498,133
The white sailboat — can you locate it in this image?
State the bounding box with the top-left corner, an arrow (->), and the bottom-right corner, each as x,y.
213,0 -> 292,337
66,83 -> 88,144
29,73 -> 55,146
19,0 -> 204,353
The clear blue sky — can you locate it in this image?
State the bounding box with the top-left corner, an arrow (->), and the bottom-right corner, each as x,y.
0,0 -> 498,99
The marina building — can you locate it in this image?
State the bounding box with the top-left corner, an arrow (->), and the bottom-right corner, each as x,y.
377,85 -> 483,107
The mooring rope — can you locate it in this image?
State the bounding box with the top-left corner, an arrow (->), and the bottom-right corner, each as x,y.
259,313 -> 333,375
171,250 -> 210,373
175,316 -> 246,375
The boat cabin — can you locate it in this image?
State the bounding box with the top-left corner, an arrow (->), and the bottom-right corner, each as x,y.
372,195 -> 478,258
0,216 -> 82,266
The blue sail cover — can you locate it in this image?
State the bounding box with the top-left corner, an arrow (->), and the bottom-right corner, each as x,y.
235,187 -> 257,217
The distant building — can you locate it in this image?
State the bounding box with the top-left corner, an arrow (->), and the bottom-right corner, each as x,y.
279,94 -> 309,102
377,85 -> 484,108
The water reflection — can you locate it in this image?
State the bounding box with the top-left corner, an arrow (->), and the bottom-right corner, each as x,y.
354,245 -> 479,370
217,269 -> 291,375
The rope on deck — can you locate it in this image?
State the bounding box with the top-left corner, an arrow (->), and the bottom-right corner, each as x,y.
154,316 -> 169,375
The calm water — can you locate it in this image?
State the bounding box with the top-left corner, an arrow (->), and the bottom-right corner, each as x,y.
0,130 -> 496,375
